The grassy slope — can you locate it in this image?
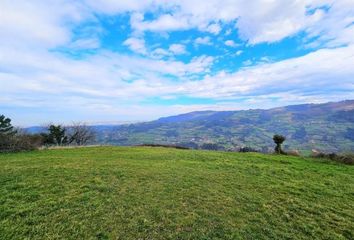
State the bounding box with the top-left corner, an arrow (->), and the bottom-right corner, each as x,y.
0,147 -> 353,240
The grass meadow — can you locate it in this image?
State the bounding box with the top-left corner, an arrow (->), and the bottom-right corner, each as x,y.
0,147 -> 353,239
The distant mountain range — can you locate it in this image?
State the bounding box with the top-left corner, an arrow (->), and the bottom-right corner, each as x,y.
27,100 -> 354,153
92,100 -> 354,153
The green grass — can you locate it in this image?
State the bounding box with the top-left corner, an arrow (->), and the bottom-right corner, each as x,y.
0,146 -> 353,239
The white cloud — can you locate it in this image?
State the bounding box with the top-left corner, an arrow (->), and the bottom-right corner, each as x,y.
3,1 -> 350,48
150,48 -> 170,59
150,44 -> 188,58
225,40 -> 239,47
182,45 -> 354,99
85,0 -> 154,14
235,1 -> 310,44
68,38 -> 100,49
119,0 -> 354,46
0,0 -> 90,48
123,37 -> 147,54
194,36 -> 212,47
168,44 -> 187,55
131,13 -> 191,32
184,55 -> 214,74
3,41 -> 353,105
303,1 -> 354,47
194,37 -> 212,46
205,23 -> 221,34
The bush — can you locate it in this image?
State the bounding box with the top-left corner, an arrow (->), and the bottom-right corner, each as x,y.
334,154 -> 354,165
312,151 -> 354,165
0,134 -> 14,152
0,133 -> 44,153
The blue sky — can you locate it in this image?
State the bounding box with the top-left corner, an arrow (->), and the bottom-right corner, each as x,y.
1,0 -> 354,126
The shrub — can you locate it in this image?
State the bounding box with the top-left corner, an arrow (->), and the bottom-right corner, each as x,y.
338,154 -> 354,165
239,147 -> 259,153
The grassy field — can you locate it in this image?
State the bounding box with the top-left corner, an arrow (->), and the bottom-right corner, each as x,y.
0,147 -> 353,239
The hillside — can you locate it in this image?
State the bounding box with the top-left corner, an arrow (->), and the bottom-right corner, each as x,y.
97,100 -> 354,152
0,146 -> 353,239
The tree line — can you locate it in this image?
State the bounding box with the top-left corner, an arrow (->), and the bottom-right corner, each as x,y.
0,114 -> 95,153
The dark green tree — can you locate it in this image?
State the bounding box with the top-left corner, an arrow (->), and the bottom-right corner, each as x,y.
45,125 -> 68,145
0,115 -> 17,152
0,115 -> 17,135
273,134 -> 286,154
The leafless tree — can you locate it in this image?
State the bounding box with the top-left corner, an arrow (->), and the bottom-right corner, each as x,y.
68,122 -> 96,146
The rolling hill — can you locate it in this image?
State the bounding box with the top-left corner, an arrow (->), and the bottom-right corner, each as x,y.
96,100 -> 354,153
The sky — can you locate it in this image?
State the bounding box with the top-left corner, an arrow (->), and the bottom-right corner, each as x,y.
1,0 -> 354,126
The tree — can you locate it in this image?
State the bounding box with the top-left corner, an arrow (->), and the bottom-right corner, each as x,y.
43,125 -> 68,145
0,115 -> 16,135
273,134 -> 286,154
0,115 -> 17,152
68,122 -> 95,146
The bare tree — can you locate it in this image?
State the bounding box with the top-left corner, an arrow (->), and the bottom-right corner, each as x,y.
68,122 -> 96,146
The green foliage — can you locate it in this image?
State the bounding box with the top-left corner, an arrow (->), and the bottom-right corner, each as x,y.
0,147 -> 353,239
